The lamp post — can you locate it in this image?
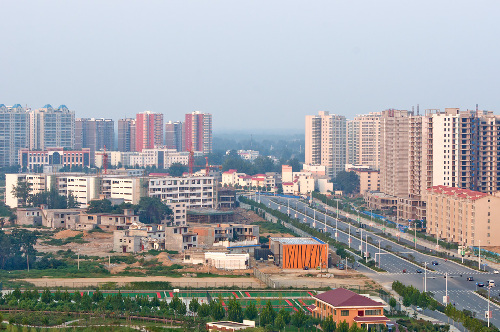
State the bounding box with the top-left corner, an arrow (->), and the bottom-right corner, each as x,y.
488,285 -> 491,327
424,262 -> 427,292
365,234 -> 368,263
378,240 -> 381,269
479,240 -> 481,270
348,224 -> 351,248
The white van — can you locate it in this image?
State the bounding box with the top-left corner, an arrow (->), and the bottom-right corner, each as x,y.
488,280 -> 495,287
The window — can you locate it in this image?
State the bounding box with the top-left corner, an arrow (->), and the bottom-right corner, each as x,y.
341,310 -> 349,316
365,309 -> 381,316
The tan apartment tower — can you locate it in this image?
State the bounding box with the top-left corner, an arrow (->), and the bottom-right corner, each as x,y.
305,111 -> 346,178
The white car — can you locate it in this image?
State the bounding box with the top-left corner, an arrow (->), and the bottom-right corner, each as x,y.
416,306 -> 423,312
493,270 -> 499,274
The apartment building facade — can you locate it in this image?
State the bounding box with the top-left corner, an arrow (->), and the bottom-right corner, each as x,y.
117,118 -> 136,152
135,111 -> 163,152
75,118 -> 114,164
0,104 -> 29,167
346,113 -> 381,170
305,111 -> 346,178
426,185 -> 500,246
29,105 -> 75,150
184,111 -> 212,154
164,121 -> 183,151
148,175 -> 216,208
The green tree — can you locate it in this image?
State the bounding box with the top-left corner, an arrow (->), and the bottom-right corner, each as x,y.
86,199 -> 114,213
11,179 -> 31,207
277,308 -> 290,326
291,309 -> 306,331
137,197 -> 172,224
92,289 -> 104,303
333,171 -> 360,195
210,299 -> 226,321
321,316 -> 336,332
72,291 -> 82,303
260,301 -> 276,327
337,320 -> 349,332
275,314 -> 285,331
41,289 -> 52,304
389,297 -> 397,314
189,298 -> 200,314
227,297 -> 244,323
245,301 -> 258,320
167,163 -> 188,177
67,191 -> 79,208
198,303 -> 210,318
349,322 -> 360,332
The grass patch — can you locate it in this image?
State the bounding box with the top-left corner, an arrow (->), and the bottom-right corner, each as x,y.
253,221 -> 297,235
43,233 -> 89,245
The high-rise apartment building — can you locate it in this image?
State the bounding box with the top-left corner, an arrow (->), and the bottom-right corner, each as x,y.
117,118 -> 136,152
346,120 -> 358,165
75,118 -> 114,164
305,111 -> 346,178
379,109 -> 411,198
347,113 -> 381,170
165,121 -> 184,151
135,111 -> 163,152
29,105 -> 75,150
184,111 -> 212,154
0,104 -> 29,167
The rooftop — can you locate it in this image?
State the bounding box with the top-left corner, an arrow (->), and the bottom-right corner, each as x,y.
428,185 -> 490,201
270,237 -> 325,245
314,288 -> 384,307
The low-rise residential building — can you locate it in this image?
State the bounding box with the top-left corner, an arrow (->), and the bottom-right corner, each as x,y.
426,186 -> 500,246
165,201 -> 187,226
347,167 -> 380,194
165,225 -> 198,251
6,173 -> 49,208
16,208 -> 82,228
101,176 -> 147,205
113,230 -> 142,253
189,224 -> 259,248
217,188 -> 236,209
148,175 -> 216,209
311,288 -> 389,328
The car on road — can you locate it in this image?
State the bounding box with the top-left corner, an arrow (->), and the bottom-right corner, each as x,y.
416,269 -> 422,273
494,270 -> 499,274
303,266 -> 309,270
478,282 -> 485,287
467,276 -> 474,281
416,306 -> 423,312
431,261 -> 439,265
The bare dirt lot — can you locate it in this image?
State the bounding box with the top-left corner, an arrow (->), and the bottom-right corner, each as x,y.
20,276 -> 263,288
35,230 -> 116,257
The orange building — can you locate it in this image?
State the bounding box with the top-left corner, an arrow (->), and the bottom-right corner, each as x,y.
311,288 -> 389,328
270,237 -> 328,269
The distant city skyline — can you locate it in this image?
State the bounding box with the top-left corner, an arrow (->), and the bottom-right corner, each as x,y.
2,1 -> 500,130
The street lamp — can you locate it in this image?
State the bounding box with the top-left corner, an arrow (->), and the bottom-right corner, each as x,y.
348,224 -> 351,248
378,240 -> 381,269
424,262 -> 427,292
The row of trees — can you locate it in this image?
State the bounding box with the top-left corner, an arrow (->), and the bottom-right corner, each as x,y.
392,281 -> 497,332
0,229 -> 38,270
11,180 -> 79,209
86,197 -> 172,224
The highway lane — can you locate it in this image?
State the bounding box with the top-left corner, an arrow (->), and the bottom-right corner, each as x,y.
248,194 -> 500,327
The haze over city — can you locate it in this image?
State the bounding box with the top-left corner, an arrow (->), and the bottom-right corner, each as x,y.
2,0 -> 500,131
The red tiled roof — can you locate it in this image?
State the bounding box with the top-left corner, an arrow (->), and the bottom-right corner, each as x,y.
282,182 -> 294,186
223,169 -> 238,174
314,288 -> 383,307
427,185 -> 489,201
354,316 -> 389,322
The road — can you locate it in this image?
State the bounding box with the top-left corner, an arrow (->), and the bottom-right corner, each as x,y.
247,194 -> 500,328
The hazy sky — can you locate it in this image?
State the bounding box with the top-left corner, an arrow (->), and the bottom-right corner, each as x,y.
1,1 -> 499,131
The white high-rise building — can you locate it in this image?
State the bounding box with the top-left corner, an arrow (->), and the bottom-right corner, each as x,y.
305,111 -> 346,178
29,105 -> 75,150
0,104 -> 29,167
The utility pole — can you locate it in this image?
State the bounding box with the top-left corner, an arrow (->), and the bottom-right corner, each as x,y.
488,285 -> 491,327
